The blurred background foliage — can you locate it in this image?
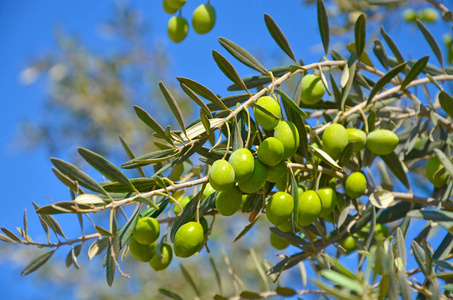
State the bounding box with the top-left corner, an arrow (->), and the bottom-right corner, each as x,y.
2,0 -> 452,299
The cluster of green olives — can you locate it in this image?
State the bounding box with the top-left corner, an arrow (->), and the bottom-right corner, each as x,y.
321,123 -> 399,160
163,0 -> 216,43
403,7 -> 439,23
340,223 -> 390,254
128,217 -> 173,271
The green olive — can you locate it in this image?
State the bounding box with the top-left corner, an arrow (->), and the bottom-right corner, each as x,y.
275,172 -> 289,191
266,192 -> 294,226
228,148 -> 254,182
174,222 -> 204,258
403,8 -> 417,22
149,243 -> 173,271
298,190 -> 322,226
366,129 -> 399,156
129,236 -> 157,262
267,161 -> 287,183
346,128 -> 367,152
345,172 -> 367,198
201,183 -> 216,200
167,16 -> 188,43
270,232 -> 289,250
340,235 -> 357,254
209,160 -> 235,192
238,160 -> 268,194
300,74 -> 325,105
166,0 -> 186,9
317,187 -> 337,218
133,217 -> 160,245
257,137 -> 284,167
426,156 -> 449,188
162,0 -> 178,14
274,120 -> 300,159
419,8 -> 439,23
322,123 -> 348,160
277,219 -> 293,232
254,96 -> 281,130
192,4 -> 216,34
173,196 -> 192,216
216,186 -> 242,216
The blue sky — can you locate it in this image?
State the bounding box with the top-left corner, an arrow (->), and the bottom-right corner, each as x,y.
0,0 -> 449,299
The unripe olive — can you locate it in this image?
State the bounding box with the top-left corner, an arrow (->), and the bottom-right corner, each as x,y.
403,8 -> 417,22
322,123 -> 348,160
270,232 -> 289,250
419,8 -> 439,23
277,219 -> 293,232
266,192 -> 294,226
366,129 -> 398,155
209,160 -> 235,192
167,0 -> 186,9
346,128 -> 367,152
202,183 -> 216,200
426,156 -> 449,188
173,196 -> 192,216
298,190 -> 322,226
192,4 -> 216,34
167,16 -> 188,43
216,186 -> 242,216
228,148 -> 254,182
174,222 -> 204,258
149,243 -> 173,271
340,235 -> 357,254
345,172 -> 367,198
129,236 -> 157,262
300,74 -> 325,105
317,187 -> 337,218
162,0 -> 178,14
267,161 -> 287,183
133,217 -> 160,245
257,137 -> 284,167
275,172 -> 289,191
254,96 -> 281,130
238,160 -> 268,194
274,120 -> 300,159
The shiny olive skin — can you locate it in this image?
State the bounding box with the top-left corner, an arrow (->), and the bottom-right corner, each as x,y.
216,186 -> 242,216
167,16 -> 188,43
129,236 -> 157,262
238,160 -> 268,194
257,137 -> 284,167
149,243 -> 173,271
322,123 -> 348,160
300,74 -> 325,105
270,232 -> 289,250
346,128 -> 367,152
426,156 -> 449,188
209,160 -> 235,192
345,172 -> 367,198
174,222 -> 204,258
366,129 -> 399,156
228,148 -> 254,182
266,192 -> 294,226
133,217 -> 160,245
267,161 -> 287,183
274,120 -> 300,159
298,190 -> 322,226
192,4 -> 216,34
254,96 -> 281,130
317,187 -> 337,218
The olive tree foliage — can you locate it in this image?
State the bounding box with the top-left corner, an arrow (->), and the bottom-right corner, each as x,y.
16,4 -> 192,158
3,0 -> 453,299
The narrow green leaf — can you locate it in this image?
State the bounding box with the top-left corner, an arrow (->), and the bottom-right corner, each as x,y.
407,210 -> 453,222
439,91 -> 453,117
269,228 -> 310,249
78,147 -> 136,193
21,249 -> 56,276
412,241 -> 427,275
367,62 -> 407,105
121,148 -> 179,169
103,177 -> 155,193
0,233 -> 13,243
88,237 -> 109,260
434,148 -> 453,178
433,233 -> 453,260
209,257 -> 222,294
266,251 -> 307,275
373,40 -> 389,70
95,225 -> 114,237
233,216 -> 261,242
51,167 -> 81,192
338,143 -> 355,167
312,279 -> 363,300
290,172 -> 299,232
264,14 -> 297,63
274,89 -> 307,117
158,288 -> 183,300
310,146 -> 342,171
396,227 -> 407,268
400,55 -> 429,90
1,227 -> 22,242
159,81 -> 187,138
133,105 -> 174,145
341,58 -> 357,111
416,20 -> 443,68
170,192 -> 202,242
177,77 -> 230,111
380,152 -> 410,189
118,136 -> 145,178
275,286 -> 297,297
354,14 -> 366,58
321,270 -> 364,294
227,65 -> 291,91
398,271 -> 411,300
212,50 -> 248,91
240,291 -> 263,299
51,158 -> 108,196
317,0 -> 329,55
381,26 -> 405,65
218,37 -> 268,75
180,264 -> 201,297
180,82 -> 212,117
